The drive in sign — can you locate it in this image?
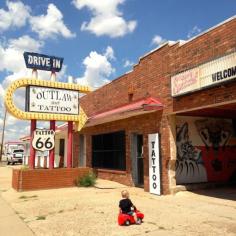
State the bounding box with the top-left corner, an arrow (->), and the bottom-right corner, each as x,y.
32,129 -> 55,151
23,52 -> 63,72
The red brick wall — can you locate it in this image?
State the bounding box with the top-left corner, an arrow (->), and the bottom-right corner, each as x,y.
73,112 -> 163,191
12,168 -> 91,191
12,168 -> 20,190
76,18 -> 236,194
80,19 -> 236,117
94,169 -> 133,186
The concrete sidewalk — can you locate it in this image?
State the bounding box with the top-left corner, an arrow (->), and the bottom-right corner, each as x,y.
0,196 -> 34,236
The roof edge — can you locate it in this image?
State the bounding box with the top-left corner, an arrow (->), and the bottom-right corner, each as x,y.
181,15 -> 236,47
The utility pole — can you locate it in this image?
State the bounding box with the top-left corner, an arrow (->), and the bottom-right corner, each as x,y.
0,108 -> 7,162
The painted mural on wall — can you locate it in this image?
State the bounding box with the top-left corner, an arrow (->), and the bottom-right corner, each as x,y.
176,116 -> 236,184
176,121 -> 207,184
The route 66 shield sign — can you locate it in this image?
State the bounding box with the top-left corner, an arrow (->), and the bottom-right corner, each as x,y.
32,129 -> 55,151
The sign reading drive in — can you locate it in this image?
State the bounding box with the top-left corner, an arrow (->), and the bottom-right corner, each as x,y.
148,133 -> 161,195
26,86 -> 79,115
32,129 -> 55,151
24,52 -> 63,72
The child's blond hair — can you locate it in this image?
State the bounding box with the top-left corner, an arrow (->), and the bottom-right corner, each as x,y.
121,190 -> 129,198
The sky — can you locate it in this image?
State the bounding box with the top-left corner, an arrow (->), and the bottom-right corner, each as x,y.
0,0 -> 235,142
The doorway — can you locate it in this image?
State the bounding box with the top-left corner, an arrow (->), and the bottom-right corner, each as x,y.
79,135 -> 86,167
131,134 -> 144,187
59,139 -> 65,167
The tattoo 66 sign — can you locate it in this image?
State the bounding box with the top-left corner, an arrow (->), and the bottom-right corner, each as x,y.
32,129 -> 55,151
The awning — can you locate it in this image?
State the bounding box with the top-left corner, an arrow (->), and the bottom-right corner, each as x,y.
86,97 -> 163,127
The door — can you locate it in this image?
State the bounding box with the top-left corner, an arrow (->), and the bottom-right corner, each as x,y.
131,134 -> 144,187
79,135 -> 86,167
59,139 -> 65,167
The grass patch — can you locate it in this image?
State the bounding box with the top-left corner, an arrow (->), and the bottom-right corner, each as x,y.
20,165 -> 29,171
19,195 -> 38,199
19,195 -> 27,199
36,215 -> 46,220
77,172 -> 97,187
58,210 -> 64,213
147,221 -> 157,225
159,226 -> 166,230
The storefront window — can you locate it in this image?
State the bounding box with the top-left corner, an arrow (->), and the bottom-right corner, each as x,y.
92,131 -> 126,170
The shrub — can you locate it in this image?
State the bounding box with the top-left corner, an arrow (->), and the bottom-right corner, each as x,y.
77,172 -> 96,187
20,165 -> 29,171
36,215 -> 46,220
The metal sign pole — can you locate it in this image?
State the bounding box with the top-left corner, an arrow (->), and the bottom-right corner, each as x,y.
29,69 -> 37,169
67,121 -> 73,168
67,76 -> 73,168
49,72 -> 56,169
0,108 -> 7,162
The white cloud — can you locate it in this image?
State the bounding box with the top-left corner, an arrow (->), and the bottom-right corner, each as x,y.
0,35 -> 46,142
104,46 -> 115,60
0,2 -> 75,40
0,33 -> 68,119
187,26 -> 201,39
72,0 -> 137,38
3,118 -> 29,142
0,0 -> 31,32
29,3 -> 76,39
123,59 -> 134,68
151,35 -> 166,46
76,46 -> 115,89
0,1 -> 73,141
8,35 -> 43,52
0,35 -> 43,73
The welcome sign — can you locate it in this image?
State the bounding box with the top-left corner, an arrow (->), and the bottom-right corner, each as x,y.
26,86 -> 79,115
171,52 -> 236,97
23,52 -> 63,72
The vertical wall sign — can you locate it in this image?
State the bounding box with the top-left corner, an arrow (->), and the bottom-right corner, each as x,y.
148,133 -> 161,195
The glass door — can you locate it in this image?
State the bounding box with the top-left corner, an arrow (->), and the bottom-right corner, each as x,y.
131,134 -> 144,187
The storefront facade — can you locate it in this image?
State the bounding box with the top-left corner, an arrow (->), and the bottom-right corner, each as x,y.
73,16 -> 236,194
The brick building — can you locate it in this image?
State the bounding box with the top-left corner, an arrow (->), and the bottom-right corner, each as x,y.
72,16 -> 236,194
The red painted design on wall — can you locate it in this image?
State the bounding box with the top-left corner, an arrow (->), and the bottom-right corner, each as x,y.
197,146 -> 236,182
176,117 -> 236,184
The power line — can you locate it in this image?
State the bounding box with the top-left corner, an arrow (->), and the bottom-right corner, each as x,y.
0,108 -> 7,162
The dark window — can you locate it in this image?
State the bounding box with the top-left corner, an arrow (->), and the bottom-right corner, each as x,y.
13,150 -> 24,153
59,139 -> 65,157
92,131 -> 126,170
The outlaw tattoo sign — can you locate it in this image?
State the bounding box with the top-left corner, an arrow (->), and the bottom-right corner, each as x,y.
26,86 -> 79,115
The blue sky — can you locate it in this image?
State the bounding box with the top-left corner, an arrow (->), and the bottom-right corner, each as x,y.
0,0 -> 235,141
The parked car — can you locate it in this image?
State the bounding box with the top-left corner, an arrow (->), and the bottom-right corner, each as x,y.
7,149 -> 24,165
